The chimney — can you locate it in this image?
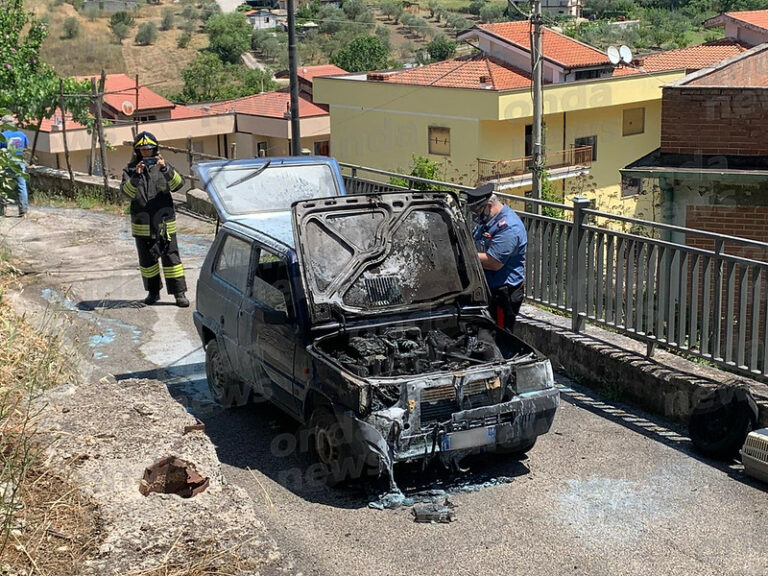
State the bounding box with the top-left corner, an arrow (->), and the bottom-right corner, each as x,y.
367,73 -> 388,81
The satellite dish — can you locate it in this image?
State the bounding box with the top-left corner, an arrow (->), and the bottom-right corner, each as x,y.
121,100 -> 135,116
619,45 -> 633,65
607,46 -> 620,66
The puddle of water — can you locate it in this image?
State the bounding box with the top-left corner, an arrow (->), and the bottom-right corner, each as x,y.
42,288 -> 142,359
176,234 -> 211,259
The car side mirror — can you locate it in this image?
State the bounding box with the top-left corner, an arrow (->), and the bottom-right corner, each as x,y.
263,309 -> 289,325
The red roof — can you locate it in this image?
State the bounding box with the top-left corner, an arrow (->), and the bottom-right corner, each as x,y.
476,22 -> 610,68
723,10 -> 768,30
297,65 -> 347,82
202,90 -> 328,118
372,55 -> 534,90
639,39 -> 750,72
77,73 -> 176,113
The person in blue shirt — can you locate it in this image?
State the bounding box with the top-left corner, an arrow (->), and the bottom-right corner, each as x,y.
1,115 -> 29,217
467,185 -> 527,332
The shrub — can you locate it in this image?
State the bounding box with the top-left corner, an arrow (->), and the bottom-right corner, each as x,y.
109,11 -> 134,27
63,17 -> 80,39
160,8 -> 175,31
177,32 -> 191,48
134,21 -> 158,45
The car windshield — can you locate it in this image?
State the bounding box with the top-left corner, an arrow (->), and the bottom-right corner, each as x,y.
208,163 -> 339,214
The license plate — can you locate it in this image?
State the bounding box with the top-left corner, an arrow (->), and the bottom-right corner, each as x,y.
441,426 -> 496,451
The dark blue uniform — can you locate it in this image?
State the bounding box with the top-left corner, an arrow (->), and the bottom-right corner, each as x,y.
473,204 -> 527,331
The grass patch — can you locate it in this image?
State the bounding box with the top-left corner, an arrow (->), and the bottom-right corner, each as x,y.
33,186 -> 127,215
0,239 -> 101,574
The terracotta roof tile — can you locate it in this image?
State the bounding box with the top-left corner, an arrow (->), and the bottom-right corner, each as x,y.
169,106 -> 205,119
639,39 -> 750,72
77,73 -> 176,113
725,10 -> 768,30
202,90 -> 328,118
297,65 -> 347,82
477,22 -> 610,68
373,55 -> 533,90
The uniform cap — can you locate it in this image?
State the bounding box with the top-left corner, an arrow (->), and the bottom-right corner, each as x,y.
134,131 -> 158,149
465,183 -> 495,209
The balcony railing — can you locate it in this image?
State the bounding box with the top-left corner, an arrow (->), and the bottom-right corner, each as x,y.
477,145 -> 593,183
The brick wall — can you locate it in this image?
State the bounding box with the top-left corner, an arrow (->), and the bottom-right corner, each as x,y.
661,87 -> 768,156
685,205 -> 768,356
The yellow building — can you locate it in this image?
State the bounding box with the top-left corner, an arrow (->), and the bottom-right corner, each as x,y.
313,23 -> 748,219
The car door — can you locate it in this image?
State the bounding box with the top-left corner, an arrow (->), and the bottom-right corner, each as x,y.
238,245 -> 300,417
209,232 -> 253,379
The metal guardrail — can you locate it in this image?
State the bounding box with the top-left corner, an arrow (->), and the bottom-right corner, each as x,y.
342,163 -> 768,380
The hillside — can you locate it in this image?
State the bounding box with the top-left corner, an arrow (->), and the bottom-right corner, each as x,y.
28,0 -> 209,97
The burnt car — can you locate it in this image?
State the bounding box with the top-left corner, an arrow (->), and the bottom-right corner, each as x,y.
193,158 -> 558,486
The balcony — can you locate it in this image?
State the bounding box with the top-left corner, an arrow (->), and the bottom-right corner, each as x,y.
477,146 -> 593,188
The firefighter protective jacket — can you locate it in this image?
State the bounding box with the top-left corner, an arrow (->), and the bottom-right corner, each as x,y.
121,161 -> 184,239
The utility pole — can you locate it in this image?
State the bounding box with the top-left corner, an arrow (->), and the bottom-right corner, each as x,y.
286,0 -> 301,155
531,0 -> 544,204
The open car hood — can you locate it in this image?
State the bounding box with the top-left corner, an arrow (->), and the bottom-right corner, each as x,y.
292,191 -> 488,325
192,157 -> 344,223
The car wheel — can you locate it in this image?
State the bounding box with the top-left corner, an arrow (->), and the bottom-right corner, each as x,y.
205,340 -> 248,407
689,385 -> 757,460
496,438 -> 537,459
309,406 -> 367,486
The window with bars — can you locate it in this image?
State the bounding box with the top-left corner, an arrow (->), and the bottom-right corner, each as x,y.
428,126 -> 450,156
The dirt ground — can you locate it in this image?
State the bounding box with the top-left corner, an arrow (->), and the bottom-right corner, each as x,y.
0,206 -> 295,575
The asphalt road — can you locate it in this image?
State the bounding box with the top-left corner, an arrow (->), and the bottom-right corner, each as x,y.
3,207 -> 767,576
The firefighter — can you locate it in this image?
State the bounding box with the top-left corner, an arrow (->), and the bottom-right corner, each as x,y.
121,131 -> 189,307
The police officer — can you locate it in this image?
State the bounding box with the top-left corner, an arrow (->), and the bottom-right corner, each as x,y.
121,132 -> 189,307
467,184 -> 527,332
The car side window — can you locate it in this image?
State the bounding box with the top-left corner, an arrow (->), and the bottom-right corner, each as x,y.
253,250 -> 293,318
213,234 -> 252,294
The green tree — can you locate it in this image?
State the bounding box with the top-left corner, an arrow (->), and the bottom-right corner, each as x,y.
426,35 -> 456,61
342,0 -> 367,19
109,11 -> 135,27
160,7 -> 175,31
63,16 -> 80,38
111,21 -> 130,44
379,0 -> 403,23
330,35 -> 389,73
0,0 -> 91,174
206,12 -> 252,64
135,21 -> 158,45
199,0 -> 222,21
479,3 -> 505,22
317,4 -> 346,34
176,52 -> 277,102
469,0 -> 487,15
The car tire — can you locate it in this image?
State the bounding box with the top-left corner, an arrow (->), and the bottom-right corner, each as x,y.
496,438 -> 537,459
308,406 -> 368,487
205,340 -> 249,407
689,384 -> 757,460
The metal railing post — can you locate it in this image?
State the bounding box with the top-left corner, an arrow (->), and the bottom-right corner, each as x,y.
571,197 -> 591,333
